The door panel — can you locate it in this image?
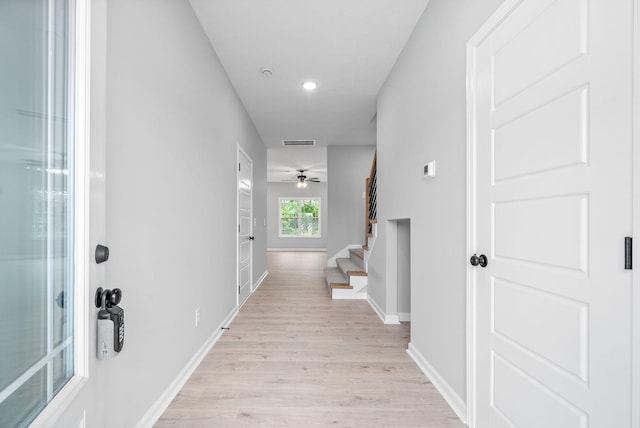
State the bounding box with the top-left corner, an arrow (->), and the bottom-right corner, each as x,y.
237,147 -> 253,306
0,1 -> 75,425
470,0 -> 633,426
492,353 -> 588,428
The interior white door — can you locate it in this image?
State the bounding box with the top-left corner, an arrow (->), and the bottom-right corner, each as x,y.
237,147 -> 253,306
469,0 -> 634,427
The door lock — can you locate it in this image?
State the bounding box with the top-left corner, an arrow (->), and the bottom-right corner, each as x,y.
95,244 -> 110,264
470,254 -> 488,268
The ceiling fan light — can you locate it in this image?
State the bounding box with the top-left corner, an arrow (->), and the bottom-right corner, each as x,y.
302,182 -> 308,188
297,182 -> 302,188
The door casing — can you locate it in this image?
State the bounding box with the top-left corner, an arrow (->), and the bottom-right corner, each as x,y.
632,0 -> 640,425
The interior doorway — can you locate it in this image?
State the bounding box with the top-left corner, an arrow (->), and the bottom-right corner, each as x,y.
397,219 -> 411,322
385,218 -> 411,326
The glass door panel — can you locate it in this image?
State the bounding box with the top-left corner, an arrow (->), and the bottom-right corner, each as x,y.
0,0 -> 75,426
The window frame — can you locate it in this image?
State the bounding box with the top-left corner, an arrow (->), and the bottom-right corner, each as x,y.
278,197 -> 322,238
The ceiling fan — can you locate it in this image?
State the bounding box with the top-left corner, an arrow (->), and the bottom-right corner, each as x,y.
282,169 -> 321,188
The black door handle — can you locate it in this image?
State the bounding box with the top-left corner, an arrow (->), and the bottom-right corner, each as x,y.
249,236 -> 255,241
95,244 -> 110,264
470,254 -> 488,268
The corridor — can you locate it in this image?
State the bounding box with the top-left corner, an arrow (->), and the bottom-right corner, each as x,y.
155,252 -> 463,427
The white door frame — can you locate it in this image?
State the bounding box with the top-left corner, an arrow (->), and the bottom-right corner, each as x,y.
236,145 -> 253,307
466,1 -> 640,426
633,0 -> 640,425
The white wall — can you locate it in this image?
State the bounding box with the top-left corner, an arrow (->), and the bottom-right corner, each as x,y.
327,145 -> 376,258
371,0 -> 503,407
266,182 -> 328,250
104,1 -> 266,426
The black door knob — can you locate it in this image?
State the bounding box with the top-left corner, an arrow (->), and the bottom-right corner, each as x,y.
249,236 -> 255,241
95,244 -> 110,264
470,254 -> 488,268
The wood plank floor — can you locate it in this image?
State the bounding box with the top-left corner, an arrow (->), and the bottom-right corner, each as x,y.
155,251 -> 464,427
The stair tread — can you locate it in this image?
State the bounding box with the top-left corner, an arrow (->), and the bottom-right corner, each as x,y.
336,257 -> 365,276
325,266 -> 349,286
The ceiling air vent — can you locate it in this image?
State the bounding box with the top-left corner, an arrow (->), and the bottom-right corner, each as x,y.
282,139 -> 316,147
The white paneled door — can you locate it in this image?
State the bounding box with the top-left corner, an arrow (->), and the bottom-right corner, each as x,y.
237,147 -> 253,306
468,0 -> 634,427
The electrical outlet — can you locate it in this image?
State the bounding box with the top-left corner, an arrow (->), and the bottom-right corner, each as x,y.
195,307 -> 200,327
423,160 -> 436,179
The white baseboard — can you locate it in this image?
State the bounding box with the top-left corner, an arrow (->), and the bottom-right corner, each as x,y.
367,296 -> 400,325
267,248 -> 328,252
407,343 -> 467,425
398,312 -> 411,322
135,307 -> 239,428
253,270 -> 268,292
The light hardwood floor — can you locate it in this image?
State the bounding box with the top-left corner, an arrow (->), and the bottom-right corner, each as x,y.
155,251 -> 464,427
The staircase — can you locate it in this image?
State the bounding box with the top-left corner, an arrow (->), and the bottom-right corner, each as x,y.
325,247 -> 368,299
325,151 -> 377,300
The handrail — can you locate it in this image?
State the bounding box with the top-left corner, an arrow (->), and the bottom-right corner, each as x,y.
365,151 -> 377,248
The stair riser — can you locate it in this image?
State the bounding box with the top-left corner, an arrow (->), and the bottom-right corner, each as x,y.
331,288 -> 367,300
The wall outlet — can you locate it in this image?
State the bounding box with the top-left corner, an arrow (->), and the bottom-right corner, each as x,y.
423,160 -> 436,179
195,307 -> 200,327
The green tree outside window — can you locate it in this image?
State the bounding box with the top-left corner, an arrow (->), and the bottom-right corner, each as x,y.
280,198 -> 320,237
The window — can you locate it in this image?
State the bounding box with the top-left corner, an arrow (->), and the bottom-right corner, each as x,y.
279,198 -> 321,237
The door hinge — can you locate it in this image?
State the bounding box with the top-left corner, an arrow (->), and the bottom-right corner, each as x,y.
238,285 -> 240,293
238,224 -> 240,233
238,163 -> 241,172
625,237 -> 632,270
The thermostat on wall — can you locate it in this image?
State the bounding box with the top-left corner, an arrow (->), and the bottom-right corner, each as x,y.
423,160 -> 436,179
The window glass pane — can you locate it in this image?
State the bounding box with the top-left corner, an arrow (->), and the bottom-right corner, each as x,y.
301,218 -> 319,236
281,218 -> 299,236
0,0 -> 49,391
0,366 -> 46,428
52,347 -> 73,394
280,199 -> 298,218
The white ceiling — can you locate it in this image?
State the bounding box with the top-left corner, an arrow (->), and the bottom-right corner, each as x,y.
189,0 -> 430,181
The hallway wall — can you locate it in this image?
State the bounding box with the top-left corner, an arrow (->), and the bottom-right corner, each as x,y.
371,0 -> 503,413
105,0 -> 266,426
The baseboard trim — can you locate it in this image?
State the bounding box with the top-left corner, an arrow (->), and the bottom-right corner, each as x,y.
253,270 -> 268,292
267,248 -> 328,252
367,296 -> 400,325
407,342 -> 467,425
398,312 -> 411,322
135,307 -> 239,428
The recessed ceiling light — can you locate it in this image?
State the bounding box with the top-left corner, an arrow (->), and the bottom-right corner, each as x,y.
302,81 -> 318,91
